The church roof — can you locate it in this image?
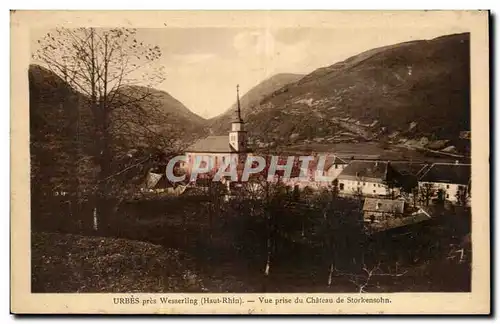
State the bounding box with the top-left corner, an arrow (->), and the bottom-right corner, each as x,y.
186,135 -> 236,153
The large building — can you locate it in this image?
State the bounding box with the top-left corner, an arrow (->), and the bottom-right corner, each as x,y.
418,162 -> 471,205
183,85 -> 251,177
337,160 -> 401,197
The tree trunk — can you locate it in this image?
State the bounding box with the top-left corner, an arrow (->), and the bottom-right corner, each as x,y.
327,262 -> 334,286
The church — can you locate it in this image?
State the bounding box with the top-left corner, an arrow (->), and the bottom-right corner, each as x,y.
182,85 -> 252,177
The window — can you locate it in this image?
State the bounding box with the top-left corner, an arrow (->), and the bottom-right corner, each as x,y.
339,183 -> 344,190
446,184 -> 450,189
446,194 -> 449,198
357,181 -> 360,185
363,182 -> 366,186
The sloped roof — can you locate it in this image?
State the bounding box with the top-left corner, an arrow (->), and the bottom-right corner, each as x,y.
145,172 -> 163,189
338,160 -> 395,181
144,172 -> 175,189
419,163 -> 471,185
308,155 -> 348,172
186,135 -> 235,153
324,155 -> 348,170
363,198 -> 405,214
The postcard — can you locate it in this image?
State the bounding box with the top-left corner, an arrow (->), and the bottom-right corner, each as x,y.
10,10 -> 490,314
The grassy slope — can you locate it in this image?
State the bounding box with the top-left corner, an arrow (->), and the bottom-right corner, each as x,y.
31,232 -> 206,293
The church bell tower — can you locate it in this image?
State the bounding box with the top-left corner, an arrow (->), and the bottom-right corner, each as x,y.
229,84 -> 247,152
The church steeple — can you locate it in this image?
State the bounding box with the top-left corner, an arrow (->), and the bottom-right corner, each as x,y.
235,84 -> 244,123
229,84 -> 247,152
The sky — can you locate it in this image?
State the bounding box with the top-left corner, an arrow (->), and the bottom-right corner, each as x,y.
31,26 -> 469,119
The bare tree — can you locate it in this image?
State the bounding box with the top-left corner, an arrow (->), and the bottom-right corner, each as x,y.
411,187 -> 419,208
33,27 -> 170,231
419,183 -> 435,206
353,186 -> 364,205
455,186 -> 469,206
204,179 -> 227,241
333,262 -> 407,293
436,188 -> 446,205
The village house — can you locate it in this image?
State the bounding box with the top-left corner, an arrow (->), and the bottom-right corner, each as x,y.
362,197 -> 405,223
418,162 -> 471,205
279,154 -> 348,190
141,170 -> 188,196
362,197 -> 434,233
337,160 -> 401,197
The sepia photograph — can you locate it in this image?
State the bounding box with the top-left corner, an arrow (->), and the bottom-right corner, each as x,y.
10,10 -> 490,314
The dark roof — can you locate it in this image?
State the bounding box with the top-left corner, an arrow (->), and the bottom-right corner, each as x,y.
186,136 -> 235,153
390,162 -> 428,176
418,163 -> 471,185
363,198 -> 405,214
338,160 -> 396,182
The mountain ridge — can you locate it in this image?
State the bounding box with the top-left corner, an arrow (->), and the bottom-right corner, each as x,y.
226,32 -> 470,153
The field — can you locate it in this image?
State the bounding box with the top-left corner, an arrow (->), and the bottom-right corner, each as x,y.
31,232 -> 207,293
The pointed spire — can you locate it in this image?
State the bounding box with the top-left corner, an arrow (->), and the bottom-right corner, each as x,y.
236,84 -> 243,122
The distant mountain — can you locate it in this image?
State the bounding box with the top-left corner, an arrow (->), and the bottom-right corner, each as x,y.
113,85 -> 208,145
29,64 -> 208,150
230,33 -> 470,152
210,73 -> 304,134
118,85 -> 206,126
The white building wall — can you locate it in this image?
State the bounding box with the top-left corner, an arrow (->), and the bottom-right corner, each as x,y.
183,152 -> 244,173
418,181 -> 469,204
338,179 -> 394,196
326,164 -> 347,179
